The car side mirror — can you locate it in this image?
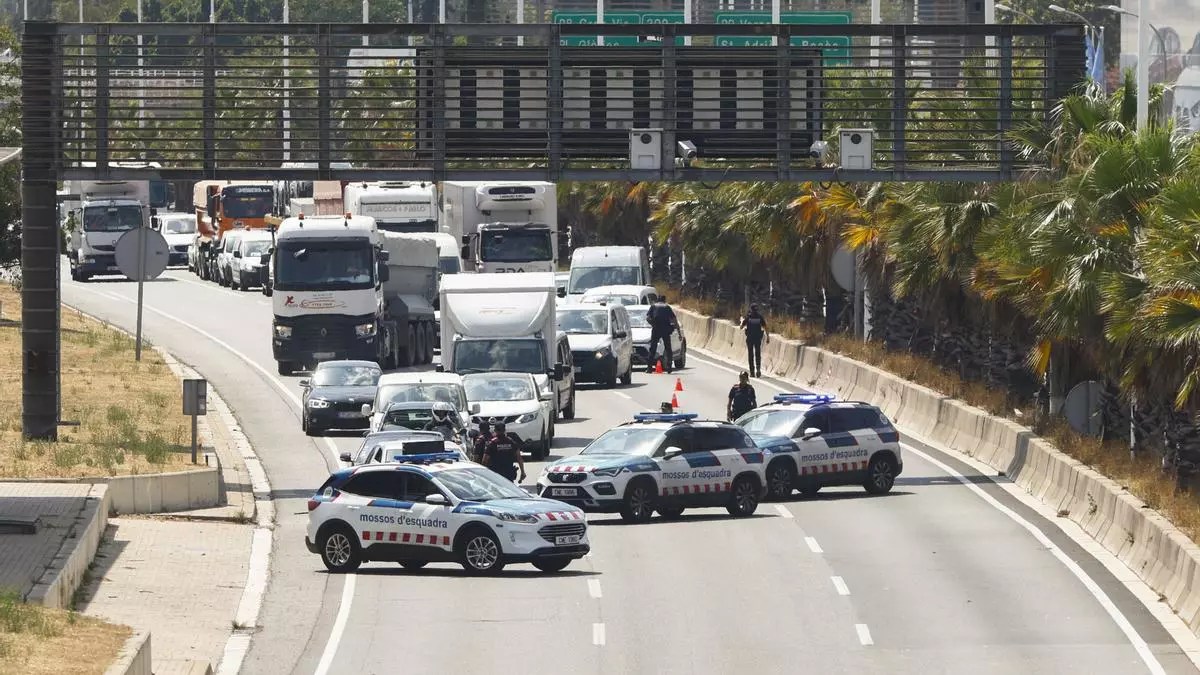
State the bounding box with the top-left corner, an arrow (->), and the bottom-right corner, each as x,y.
378,249 -> 389,262
460,245 -> 470,260
553,363 -> 564,381
802,427 -> 822,440
338,452 -> 352,463
361,403 -> 373,417
470,402 -> 481,414
378,263 -> 390,283
299,379 -> 310,388
663,446 -> 684,460
233,251 -> 242,258
259,253 -> 270,265
425,493 -> 449,506
557,287 -> 566,298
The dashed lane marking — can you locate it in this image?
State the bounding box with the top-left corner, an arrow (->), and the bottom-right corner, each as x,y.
774,504 -> 793,519
805,537 -> 823,554
832,576 -> 850,596
593,623 -> 606,646
856,624 -> 873,646
588,579 -> 603,599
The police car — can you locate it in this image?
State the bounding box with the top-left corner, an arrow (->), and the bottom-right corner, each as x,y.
535,413 -> 768,523
339,433 -> 470,465
306,452 -> 589,574
734,394 -> 902,500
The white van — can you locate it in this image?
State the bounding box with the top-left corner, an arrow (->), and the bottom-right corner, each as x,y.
565,246 -> 651,302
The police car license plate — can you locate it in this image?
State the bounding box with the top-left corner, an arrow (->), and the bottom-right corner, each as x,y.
313,352 -> 336,359
107,266 -> 120,271
555,535 -> 581,546
550,488 -> 574,497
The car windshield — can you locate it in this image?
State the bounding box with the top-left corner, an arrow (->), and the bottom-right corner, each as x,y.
580,427 -> 664,456
222,187 -> 273,218
584,294 -> 639,306
275,241 -> 374,290
480,229 -> 553,263
736,409 -> 805,436
313,365 -> 381,387
627,308 -> 649,328
242,240 -> 270,257
568,266 -> 640,294
162,217 -> 195,234
437,467 -> 530,502
83,205 -> 141,233
452,339 -> 545,375
557,309 -> 609,335
382,408 -> 434,430
463,375 -> 534,402
376,383 -> 466,412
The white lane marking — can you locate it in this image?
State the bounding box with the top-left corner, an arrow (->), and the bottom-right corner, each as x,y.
690,353 -> 787,392
692,347 -> 1169,674
592,623 -> 606,646
79,285 -> 359,671
613,391 -> 635,401
587,579 -> 603,599
774,504 -> 793,519
903,443 -> 1166,675
832,576 -> 850,596
855,624 -> 873,646
805,537 -> 823,554
165,271 -> 273,305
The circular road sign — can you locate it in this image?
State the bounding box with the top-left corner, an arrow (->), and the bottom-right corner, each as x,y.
115,227 -> 170,282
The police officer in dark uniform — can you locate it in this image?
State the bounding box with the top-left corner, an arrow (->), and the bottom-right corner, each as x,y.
740,304 -> 769,378
483,422 -> 527,483
727,371 -> 758,422
471,421 -> 491,463
645,293 -> 679,374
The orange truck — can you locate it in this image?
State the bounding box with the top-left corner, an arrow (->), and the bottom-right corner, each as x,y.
192,180 -> 276,281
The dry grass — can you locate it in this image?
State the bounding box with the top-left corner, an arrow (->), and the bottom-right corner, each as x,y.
0,593 -> 131,675
669,287 -> 1200,544
0,285 -> 197,479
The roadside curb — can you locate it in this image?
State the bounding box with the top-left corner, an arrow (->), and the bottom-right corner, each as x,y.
23,483 -> 110,609
103,631 -> 152,675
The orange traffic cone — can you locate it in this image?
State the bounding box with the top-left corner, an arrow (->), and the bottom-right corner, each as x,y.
670,393 -> 679,409
674,378 -> 683,392
654,359 -> 664,374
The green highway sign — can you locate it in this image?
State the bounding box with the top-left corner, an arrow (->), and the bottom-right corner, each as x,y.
553,10 -> 684,47
715,12 -> 852,64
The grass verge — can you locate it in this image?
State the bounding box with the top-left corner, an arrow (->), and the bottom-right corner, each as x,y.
0,285 -> 197,479
669,286 -> 1200,543
0,593 -> 131,675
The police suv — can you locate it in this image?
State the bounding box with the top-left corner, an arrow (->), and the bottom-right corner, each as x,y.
734,394 -> 902,500
535,413 -> 768,523
307,452 -> 589,574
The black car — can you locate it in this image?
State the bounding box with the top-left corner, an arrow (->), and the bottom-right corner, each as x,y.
301,360 -> 382,436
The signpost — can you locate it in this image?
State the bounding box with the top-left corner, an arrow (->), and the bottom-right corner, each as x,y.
552,10 -> 683,47
114,225 -> 169,361
182,378 -> 208,463
715,12 -> 851,64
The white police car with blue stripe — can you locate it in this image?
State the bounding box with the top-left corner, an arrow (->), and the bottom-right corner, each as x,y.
306,451 -> 589,574
535,413 -> 768,523
734,394 -> 903,500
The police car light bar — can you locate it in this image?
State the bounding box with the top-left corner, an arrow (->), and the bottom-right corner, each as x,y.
772,394 -> 835,405
390,452 -> 461,464
633,413 -> 698,423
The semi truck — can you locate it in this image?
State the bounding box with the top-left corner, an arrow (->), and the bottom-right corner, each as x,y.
65,180 -> 152,282
269,214 -> 438,375
441,181 -> 558,274
193,181 -> 276,281
344,181 -> 460,275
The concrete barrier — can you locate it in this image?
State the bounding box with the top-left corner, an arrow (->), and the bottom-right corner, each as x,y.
676,306 -> 1200,639
104,631 -> 152,675
27,484 -> 109,610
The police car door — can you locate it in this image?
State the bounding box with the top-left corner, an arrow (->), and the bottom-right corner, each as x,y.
343,470 -> 409,550
792,407 -> 833,479
654,426 -> 696,499
693,426 -> 752,498
396,470 -> 454,553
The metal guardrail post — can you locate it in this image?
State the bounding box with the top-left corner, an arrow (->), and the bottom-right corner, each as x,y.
999,29 -> 1014,179
202,25 -> 216,176
21,23 -> 61,441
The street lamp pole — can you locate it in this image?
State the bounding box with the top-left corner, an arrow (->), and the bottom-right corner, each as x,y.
1099,4 -> 1161,129
994,3 -> 1037,23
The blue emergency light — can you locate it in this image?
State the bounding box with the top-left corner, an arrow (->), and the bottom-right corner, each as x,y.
772,394 -> 835,405
633,413 -> 699,423
390,452 -> 461,465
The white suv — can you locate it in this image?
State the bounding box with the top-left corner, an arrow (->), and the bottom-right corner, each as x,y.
735,394 -> 903,500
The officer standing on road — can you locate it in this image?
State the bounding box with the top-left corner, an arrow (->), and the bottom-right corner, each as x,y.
645,293 -> 678,374
483,422 -> 527,483
740,304 -> 769,378
471,421 -> 492,463
727,371 -> 758,422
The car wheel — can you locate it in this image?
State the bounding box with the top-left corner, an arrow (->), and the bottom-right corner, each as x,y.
619,480 -> 656,523
534,426 -> 549,460
79,272 -> 91,282
319,524 -> 362,573
726,475 -> 760,517
399,560 -> 428,570
532,559 -> 571,573
674,347 -> 686,370
656,504 -> 685,519
277,361 -> 292,376
562,389 -> 576,420
766,460 -> 795,501
864,455 -> 897,495
620,361 -> 632,385
458,526 -> 505,574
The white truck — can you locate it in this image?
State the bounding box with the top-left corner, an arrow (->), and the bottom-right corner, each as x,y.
565,246 -> 652,303
65,180 -> 152,282
268,214 -> 439,375
344,181 -> 459,274
438,272 -> 567,406
441,181 -> 557,274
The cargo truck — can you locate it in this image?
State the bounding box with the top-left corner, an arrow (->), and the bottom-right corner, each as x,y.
269,214 -> 438,375
441,181 -> 557,274
66,180 -> 151,282
193,181 -> 276,281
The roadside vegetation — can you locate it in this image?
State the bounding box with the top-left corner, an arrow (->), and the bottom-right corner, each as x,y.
0,285 -> 196,478
0,593 -> 130,675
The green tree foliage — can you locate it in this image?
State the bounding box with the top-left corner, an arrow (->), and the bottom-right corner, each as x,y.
0,25 -> 20,266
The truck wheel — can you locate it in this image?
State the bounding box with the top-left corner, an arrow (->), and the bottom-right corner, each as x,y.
404,327 -> 417,367
423,324 -> 435,363
562,388 -> 576,420
414,326 -> 427,366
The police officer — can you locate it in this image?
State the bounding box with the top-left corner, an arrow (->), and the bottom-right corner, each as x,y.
645,293 -> 678,374
740,303 -> 769,378
483,422 -> 527,483
727,371 -> 757,422
424,402 -> 461,442
471,421 -> 492,463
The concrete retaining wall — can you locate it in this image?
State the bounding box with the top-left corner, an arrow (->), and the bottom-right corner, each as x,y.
677,307 -> 1200,636
27,484 -> 110,610
104,631 -> 152,675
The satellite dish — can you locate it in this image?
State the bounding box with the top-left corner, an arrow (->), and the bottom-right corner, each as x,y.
1063,380 -> 1104,437
831,245 -> 856,293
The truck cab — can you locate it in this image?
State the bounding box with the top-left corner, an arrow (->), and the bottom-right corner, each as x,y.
442,181 -> 557,274
345,181 -> 438,234
66,180 -> 152,282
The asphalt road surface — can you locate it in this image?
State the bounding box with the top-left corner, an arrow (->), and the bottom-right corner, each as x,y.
61,264 -> 1199,675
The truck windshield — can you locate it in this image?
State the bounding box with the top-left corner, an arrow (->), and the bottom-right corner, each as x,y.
439,257 -> 460,274
275,241 -> 374,291
377,220 -> 438,234
568,266 -> 641,294
83,205 -> 141,233
222,188 -> 273,219
149,181 -> 171,209
452,339 -> 546,375
480,229 -> 553,263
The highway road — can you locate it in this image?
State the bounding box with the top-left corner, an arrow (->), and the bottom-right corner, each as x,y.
62,265 -> 1200,675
